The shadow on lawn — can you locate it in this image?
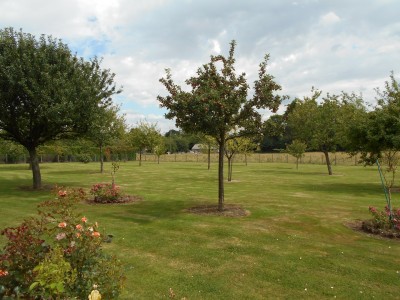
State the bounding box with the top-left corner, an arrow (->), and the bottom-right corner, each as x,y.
102,200 -> 188,224
292,181 -> 381,196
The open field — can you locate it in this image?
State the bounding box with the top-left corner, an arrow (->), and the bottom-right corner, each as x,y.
0,161 -> 399,299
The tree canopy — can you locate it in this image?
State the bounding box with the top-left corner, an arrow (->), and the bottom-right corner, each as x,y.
0,27 -> 121,188
286,89 -> 363,175
158,40 -> 286,210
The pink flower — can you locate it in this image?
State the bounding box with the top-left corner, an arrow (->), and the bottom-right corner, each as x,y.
76,224 -> 83,231
0,269 -> 8,276
81,216 -> 88,223
58,222 -> 67,228
92,231 -> 101,238
76,232 -> 81,238
369,206 -> 377,213
58,190 -> 67,197
56,232 -> 66,240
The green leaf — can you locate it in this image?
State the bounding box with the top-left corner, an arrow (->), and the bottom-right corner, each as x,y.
29,281 -> 39,291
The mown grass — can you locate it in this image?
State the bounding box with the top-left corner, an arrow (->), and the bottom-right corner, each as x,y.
0,161 -> 399,299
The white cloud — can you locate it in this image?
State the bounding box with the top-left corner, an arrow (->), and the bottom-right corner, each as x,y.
319,12 -> 341,26
1,0 -> 399,128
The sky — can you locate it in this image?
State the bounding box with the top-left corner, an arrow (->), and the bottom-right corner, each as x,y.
1,0 -> 399,132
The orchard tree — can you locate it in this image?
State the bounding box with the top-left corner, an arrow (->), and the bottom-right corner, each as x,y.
348,73 -> 400,188
86,105 -> 126,173
0,28 -> 121,188
286,139 -> 307,170
153,135 -> 167,164
287,89 -> 362,175
199,134 -> 217,170
225,136 -> 254,181
128,121 -> 160,166
158,40 -> 286,210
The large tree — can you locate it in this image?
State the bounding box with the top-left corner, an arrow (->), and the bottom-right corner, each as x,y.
348,73 -> 400,187
0,28 -> 120,188
287,89 -> 363,175
158,40 -> 286,210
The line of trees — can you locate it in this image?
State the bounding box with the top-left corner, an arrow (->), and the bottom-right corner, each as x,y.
1,28 -> 399,210
158,40 -> 400,210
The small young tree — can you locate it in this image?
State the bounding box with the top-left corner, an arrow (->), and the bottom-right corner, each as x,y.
86,106 -> 126,173
128,122 -> 160,166
199,135 -> 217,170
153,136 -> 167,164
158,40 -> 286,211
286,140 -> 307,170
224,137 -> 254,181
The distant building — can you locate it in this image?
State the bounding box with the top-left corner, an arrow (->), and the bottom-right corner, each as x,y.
191,144 -> 217,153
191,144 -> 203,153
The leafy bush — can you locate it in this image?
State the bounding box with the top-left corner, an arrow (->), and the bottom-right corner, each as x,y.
90,183 -> 123,203
76,153 -> 92,163
0,187 -> 125,299
362,205 -> 400,238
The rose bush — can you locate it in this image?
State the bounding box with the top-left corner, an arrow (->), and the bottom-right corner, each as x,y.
0,187 -> 125,299
362,205 -> 400,238
90,183 -> 124,203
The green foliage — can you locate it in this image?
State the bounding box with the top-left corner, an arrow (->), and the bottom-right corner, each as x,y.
158,40 -> 286,209
1,162 -> 400,298
0,219 -> 48,295
0,187 -> 125,298
0,27 -> 121,188
128,121 -> 162,165
261,114 -> 290,152
76,153 -> 92,163
29,246 -> 76,298
286,140 -> 307,170
362,206 -> 400,238
0,139 -> 26,163
287,89 -> 363,175
348,73 -> 400,164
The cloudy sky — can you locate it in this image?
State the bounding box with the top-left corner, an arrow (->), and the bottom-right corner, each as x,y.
1,0 -> 399,132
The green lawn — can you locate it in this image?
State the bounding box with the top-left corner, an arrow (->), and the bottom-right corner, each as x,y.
0,161 -> 399,299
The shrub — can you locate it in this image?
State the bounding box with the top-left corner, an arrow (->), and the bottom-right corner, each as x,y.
0,187 -> 125,299
76,153 -> 92,163
362,205 -> 400,238
90,183 -> 123,203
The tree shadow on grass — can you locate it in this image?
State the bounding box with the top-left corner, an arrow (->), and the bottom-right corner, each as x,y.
291,182 -> 381,196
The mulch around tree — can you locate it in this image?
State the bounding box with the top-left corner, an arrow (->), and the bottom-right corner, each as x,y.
345,220 -> 400,240
86,195 -> 142,205
186,204 -> 250,217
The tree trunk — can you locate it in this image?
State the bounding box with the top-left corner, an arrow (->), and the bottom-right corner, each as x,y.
296,157 -> 299,170
323,151 -> 333,175
245,154 -> 248,166
218,140 -> 225,211
157,155 -> 160,164
28,148 -> 41,189
139,151 -> 142,166
207,147 -> 211,170
100,144 -> 104,173
227,157 -> 233,182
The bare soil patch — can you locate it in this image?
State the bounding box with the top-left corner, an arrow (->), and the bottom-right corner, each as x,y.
186,204 -> 250,217
86,195 -> 142,205
345,220 -> 400,240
